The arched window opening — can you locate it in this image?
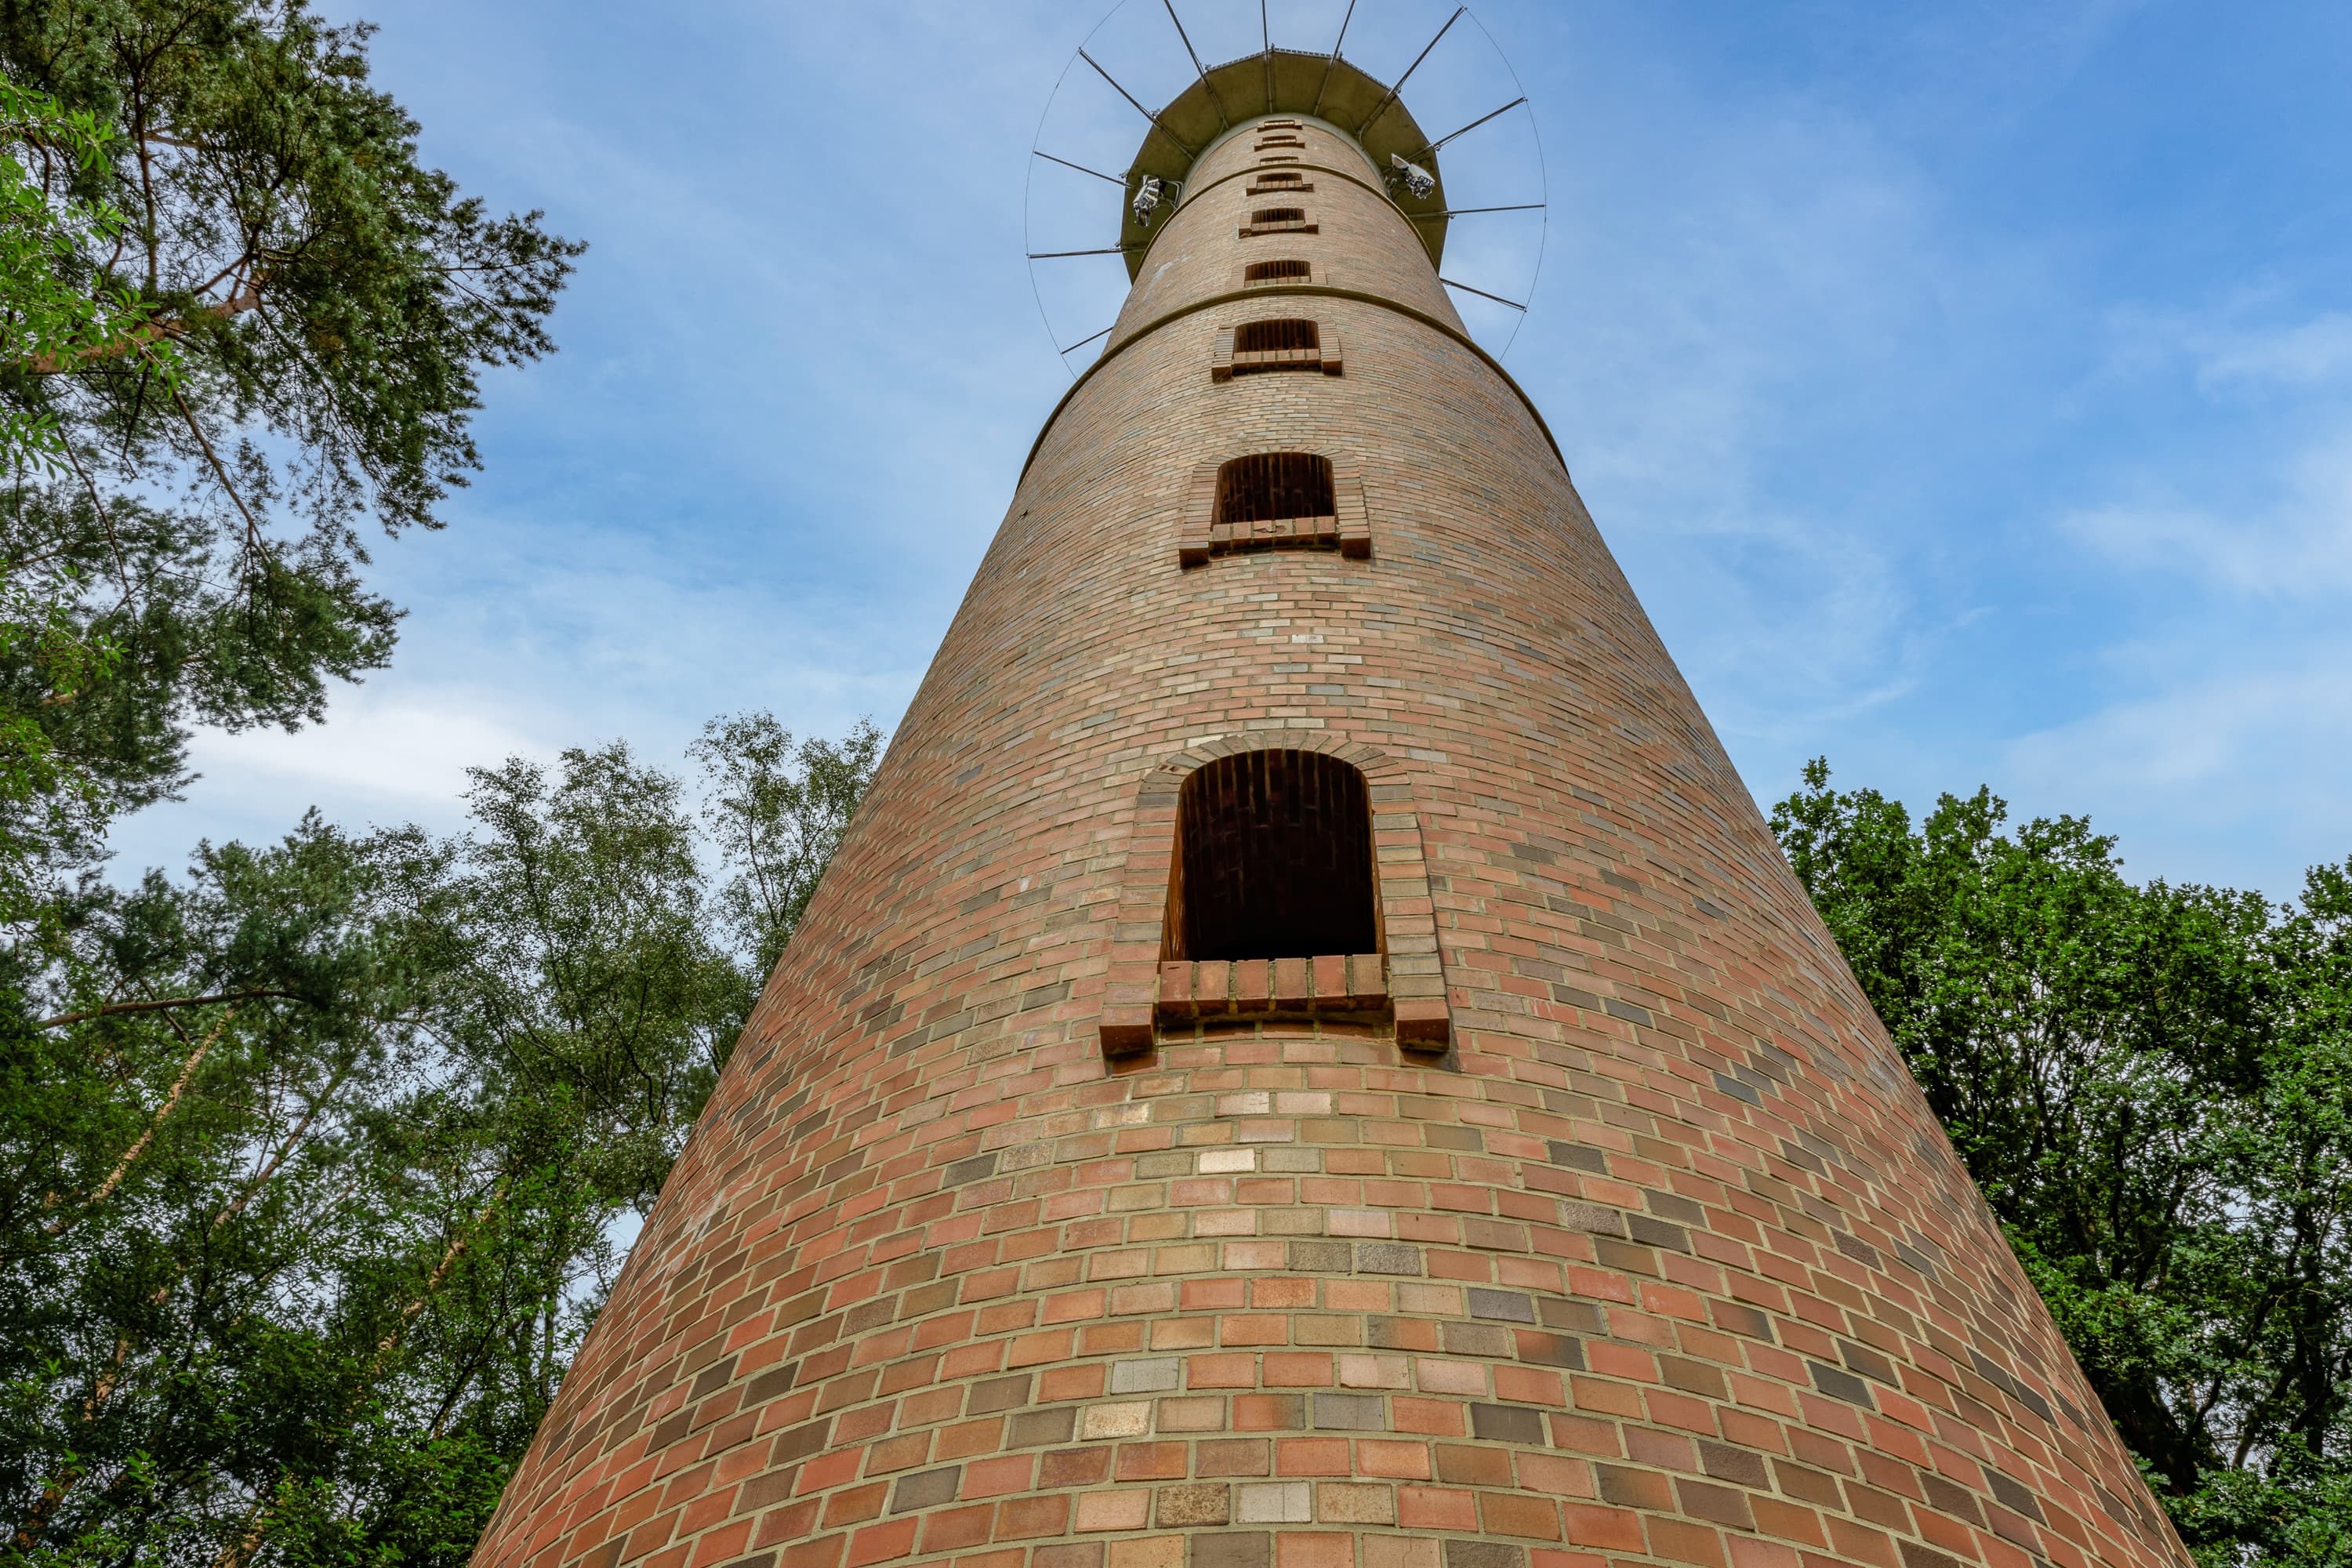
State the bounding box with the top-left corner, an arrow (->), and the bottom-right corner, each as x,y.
1225,318 -> 1324,379
1214,318 -> 1340,381
1216,453 -> 1334,526
1170,750 -> 1377,962
1245,259 -> 1310,284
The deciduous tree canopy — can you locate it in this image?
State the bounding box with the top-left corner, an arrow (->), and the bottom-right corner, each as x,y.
1,720 -> 884,1568
1775,762 -> 2352,1566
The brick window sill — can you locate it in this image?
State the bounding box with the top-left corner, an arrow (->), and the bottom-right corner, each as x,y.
1200,514 -> 1364,558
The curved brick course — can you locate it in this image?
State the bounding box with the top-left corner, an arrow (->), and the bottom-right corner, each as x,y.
474,100 -> 2187,1568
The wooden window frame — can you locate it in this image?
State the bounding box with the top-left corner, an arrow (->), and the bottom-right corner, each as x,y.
1099,737 -> 1451,1055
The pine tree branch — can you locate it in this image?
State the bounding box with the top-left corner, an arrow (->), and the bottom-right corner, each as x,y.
37,988 -> 293,1029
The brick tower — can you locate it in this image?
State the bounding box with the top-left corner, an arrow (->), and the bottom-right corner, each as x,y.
475,42 -> 2187,1568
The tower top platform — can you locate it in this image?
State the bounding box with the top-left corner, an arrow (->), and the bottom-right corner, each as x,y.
1116,49 -> 1448,278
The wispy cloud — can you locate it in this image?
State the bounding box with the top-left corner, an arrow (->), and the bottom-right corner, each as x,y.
2004,646 -> 2352,887
2060,426 -> 2352,594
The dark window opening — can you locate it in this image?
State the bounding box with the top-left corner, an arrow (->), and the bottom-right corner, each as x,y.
1235,319 -> 1319,354
1215,453 -> 1334,524
1256,171 -> 1303,186
1250,207 -> 1306,225
1171,751 -> 1377,961
1245,259 -> 1310,284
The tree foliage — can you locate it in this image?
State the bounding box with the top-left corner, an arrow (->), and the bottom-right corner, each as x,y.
0,717 -> 882,1568
0,0 -> 582,896
1774,761 -> 2352,1566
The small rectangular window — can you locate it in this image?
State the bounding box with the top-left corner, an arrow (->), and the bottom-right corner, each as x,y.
1240,206 -> 1316,238
1216,452 -> 1334,526
1244,259 -> 1312,284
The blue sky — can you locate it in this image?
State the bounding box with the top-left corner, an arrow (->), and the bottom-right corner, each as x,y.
110,0 -> 2352,901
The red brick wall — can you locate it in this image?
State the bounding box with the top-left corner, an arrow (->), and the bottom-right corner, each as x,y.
472,110 -> 2187,1568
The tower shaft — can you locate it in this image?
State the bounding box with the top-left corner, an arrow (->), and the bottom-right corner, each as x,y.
477,96 -> 2185,1568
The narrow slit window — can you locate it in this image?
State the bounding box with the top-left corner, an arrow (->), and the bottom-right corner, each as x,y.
1257,171 -> 1302,186
1251,207 -> 1305,225
1215,453 -> 1334,525
1245,259 -> 1311,284
1170,750 -> 1377,961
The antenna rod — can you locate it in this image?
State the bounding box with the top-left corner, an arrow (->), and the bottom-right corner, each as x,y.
1079,49 -> 1194,159
1310,0 -> 1358,117
1058,323 -> 1116,354
1033,150 -> 1128,187
1261,1 -> 1273,114
1409,96 -> 1527,161
1440,275 -> 1527,310
1356,6 -> 1465,137
1029,245 -> 1139,259
1162,2 -> 1228,129
1406,202 -> 1544,221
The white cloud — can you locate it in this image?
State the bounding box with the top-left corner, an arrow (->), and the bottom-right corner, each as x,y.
2005,650 -> 2352,888
2060,426 -> 2352,594
2192,311 -> 2352,389
182,690 -> 554,816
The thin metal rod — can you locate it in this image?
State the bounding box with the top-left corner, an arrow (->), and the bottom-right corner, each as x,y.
1080,49 -> 1193,159
1439,275 -> 1527,310
1410,96 -> 1527,160
1406,203 -> 1545,220
1033,150 -> 1127,187
1356,7 -> 1465,137
1058,323 -> 1116,354
1163,2 -> 1228,129
1311,0 -> 1358,118
1029,245 -> 1138,259
1261,2 -> 1273,113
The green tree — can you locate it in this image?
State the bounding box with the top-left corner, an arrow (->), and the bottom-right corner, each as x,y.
1773,761 -> 2352,1566
0,715 -> 883,1568
0,0 -> 582,897
0,76 -> 180,897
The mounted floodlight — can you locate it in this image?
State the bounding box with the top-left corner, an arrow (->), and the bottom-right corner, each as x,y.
1389,154 -> 1436,201
1132,175 -> 1178,227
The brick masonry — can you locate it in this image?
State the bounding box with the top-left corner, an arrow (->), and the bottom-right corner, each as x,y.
471,104 -> 2190,1568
